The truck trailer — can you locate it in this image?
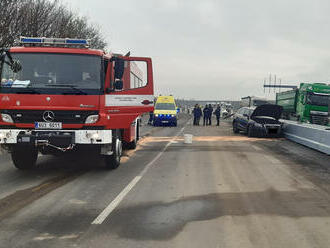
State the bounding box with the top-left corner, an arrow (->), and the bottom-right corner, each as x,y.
0,37 -> 154,170
240,96 -> 270,108
276,83 -> 330,125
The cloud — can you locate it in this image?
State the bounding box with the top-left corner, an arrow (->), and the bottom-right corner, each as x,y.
61,0 -> 330,100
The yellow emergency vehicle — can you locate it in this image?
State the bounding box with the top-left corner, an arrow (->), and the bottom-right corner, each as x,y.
153,96 -> 178,126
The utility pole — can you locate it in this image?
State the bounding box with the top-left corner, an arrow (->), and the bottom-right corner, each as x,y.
263,74 -> 297,91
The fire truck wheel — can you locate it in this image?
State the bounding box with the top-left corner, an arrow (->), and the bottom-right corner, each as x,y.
105,135 -> 122,170
11,146 -> 38,170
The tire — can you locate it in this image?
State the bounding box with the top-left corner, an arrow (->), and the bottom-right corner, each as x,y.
247,126 -> 254,137
104,131 -> 122,170
136,120 -> 140,141
11,146 -> 38,170
173,120 -> 177,127
233,121 -> 239,133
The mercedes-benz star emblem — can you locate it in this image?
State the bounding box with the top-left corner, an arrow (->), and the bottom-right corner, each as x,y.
43,111 -> 55,122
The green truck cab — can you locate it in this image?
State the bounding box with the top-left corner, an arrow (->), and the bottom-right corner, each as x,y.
276,83 -> 330,125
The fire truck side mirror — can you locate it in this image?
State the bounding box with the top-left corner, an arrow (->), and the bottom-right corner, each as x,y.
114,58 -> 125,80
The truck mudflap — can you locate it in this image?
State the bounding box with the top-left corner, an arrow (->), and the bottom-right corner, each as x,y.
0,129 -> 112,145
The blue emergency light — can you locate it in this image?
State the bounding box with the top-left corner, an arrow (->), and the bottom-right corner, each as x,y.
20,38 -> 42,43
19,37 -> 89,47
66,39 -> 88,44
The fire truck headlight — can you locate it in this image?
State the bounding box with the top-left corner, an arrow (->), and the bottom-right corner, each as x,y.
85,115 -> 99,124
1,114 -> 13,123
0,131 -> 11,139
0,132 -> 5,139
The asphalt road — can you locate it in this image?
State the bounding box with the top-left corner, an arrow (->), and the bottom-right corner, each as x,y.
0,114 -> 330,248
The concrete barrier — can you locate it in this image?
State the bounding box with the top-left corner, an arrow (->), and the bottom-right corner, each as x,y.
282,120 -> 330,155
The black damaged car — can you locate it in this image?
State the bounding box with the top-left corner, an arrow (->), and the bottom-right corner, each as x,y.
232,104 -> 284,137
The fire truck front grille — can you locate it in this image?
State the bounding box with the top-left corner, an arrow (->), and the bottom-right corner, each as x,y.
1,110 -> 99,124
310,114 -> 329,125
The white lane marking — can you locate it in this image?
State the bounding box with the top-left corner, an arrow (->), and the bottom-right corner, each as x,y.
264,155 -> 282,164
59,234 -> 79,240
91,123 -> 187,225
252,145 -> 262,151
33,233 -> 56,241
92,176 -> 141,224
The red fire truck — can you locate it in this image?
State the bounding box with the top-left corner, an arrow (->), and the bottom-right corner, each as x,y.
0,37 -> 154,170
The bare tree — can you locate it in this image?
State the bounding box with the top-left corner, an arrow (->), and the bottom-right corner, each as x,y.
0,0 -> 107,49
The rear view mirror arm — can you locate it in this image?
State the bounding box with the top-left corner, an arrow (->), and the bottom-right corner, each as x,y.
0,48 -> 22,74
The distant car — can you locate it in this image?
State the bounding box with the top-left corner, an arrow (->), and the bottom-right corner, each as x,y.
232,104 -> 284,137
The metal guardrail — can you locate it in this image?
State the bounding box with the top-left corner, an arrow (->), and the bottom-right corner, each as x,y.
282,120 -> 330,155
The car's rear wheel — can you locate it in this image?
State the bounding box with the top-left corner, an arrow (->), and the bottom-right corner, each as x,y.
247,126 -> 254,137
233,121 -> 239,133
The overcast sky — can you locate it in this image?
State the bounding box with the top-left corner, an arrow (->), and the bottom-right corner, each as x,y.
62,0 -> 330,101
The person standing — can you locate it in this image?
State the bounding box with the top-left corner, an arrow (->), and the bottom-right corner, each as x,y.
148,111 -> 154,125
193,104 -> 200,125
214,105 -> 221,126
196,104 -> 202,125
203,105 -> 209,126
208,104 -> 213,125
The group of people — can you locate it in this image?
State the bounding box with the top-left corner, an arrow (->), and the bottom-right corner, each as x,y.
192,104 -> 221,126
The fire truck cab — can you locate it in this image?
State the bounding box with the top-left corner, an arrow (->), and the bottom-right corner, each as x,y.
0,37 -> 154,170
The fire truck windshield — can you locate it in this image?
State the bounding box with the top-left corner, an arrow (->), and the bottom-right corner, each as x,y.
0,53 -> 102,95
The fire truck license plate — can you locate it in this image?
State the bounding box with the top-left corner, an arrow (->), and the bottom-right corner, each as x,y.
35,122 -> 62,129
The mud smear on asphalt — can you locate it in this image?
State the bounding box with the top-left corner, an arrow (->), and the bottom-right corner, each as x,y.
143,136 -> 284,142
0,126 -> 175,221
99,188 -> 330,241
120,134 -> 156,163
137,144 -> 258,153
0,152 -> 101,221
0,171 -> 85,221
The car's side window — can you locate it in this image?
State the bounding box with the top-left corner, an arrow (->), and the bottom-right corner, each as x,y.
238,108 -> 244,115
243,109 -> 249,116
